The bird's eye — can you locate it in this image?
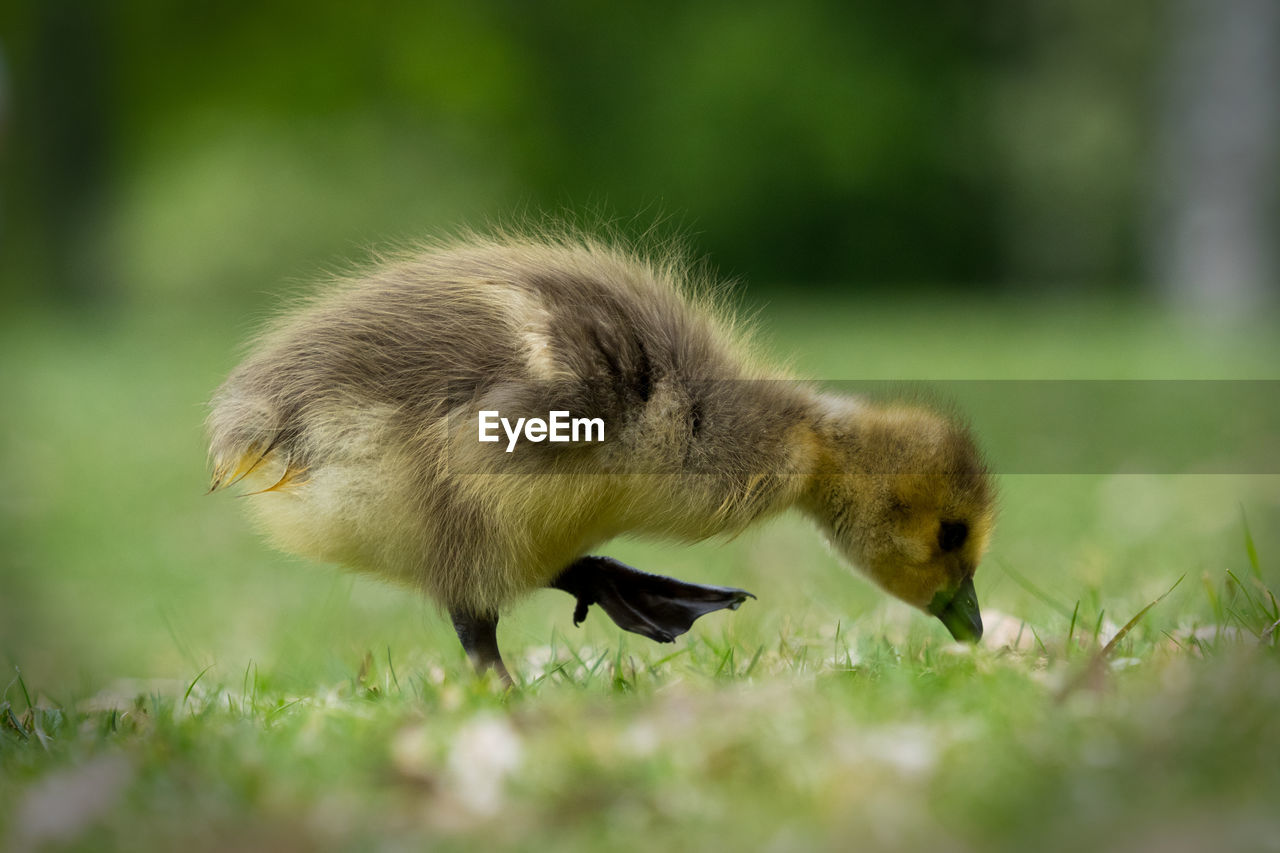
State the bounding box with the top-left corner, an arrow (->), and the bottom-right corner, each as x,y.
939,520 -> 968,553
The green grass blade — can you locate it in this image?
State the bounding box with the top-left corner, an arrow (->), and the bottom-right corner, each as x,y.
1241,506 -> 1262,579
1100,575 -> 1185,658
183,664 -> 215,708
15,667 -> 32,712
385,646 -> 401,694
1066,600 -> 1080,658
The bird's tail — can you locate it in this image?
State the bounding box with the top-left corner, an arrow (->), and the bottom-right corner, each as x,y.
207,394 -> 306,495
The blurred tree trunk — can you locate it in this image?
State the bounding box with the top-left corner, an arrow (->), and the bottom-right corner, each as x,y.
17,0 -> 113,304
1150,0 -> 1280,316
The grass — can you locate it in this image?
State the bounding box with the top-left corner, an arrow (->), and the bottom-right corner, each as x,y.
1,292 -> 1279,851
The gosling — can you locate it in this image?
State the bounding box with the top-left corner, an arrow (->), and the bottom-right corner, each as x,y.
208,233 -> 994,683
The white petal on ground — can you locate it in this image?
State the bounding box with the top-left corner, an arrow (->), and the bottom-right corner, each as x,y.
620,720 -> 661,758
390,725 -> 435,783
1096,618 -> 1124,648
446,714 -> 523,816
981,609 -> 1038,651
1178,625 -> 1245,643
835,724 -> 940,779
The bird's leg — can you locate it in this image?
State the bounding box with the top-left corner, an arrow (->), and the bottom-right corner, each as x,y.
549,555 -> 755,643
449,607 -> 514,687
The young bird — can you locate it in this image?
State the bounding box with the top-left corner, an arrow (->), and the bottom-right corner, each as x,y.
208,233 -> 994,683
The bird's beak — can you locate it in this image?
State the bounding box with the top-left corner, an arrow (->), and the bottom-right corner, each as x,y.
928,576 -> 983,643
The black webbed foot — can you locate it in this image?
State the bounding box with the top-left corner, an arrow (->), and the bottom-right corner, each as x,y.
449,607 -> 514,687
549,555 -> 755,643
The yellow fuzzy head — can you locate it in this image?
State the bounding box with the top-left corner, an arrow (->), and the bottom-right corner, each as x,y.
805,401 -> 995,640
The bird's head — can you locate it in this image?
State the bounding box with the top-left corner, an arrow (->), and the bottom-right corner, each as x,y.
803,399 -> 995,642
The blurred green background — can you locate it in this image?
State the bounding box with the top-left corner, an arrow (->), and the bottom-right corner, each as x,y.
2,0 -> 1278,699
3,0 -> 1277,312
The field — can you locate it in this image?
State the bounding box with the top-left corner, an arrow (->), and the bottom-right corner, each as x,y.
2,294 -> 1279,852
